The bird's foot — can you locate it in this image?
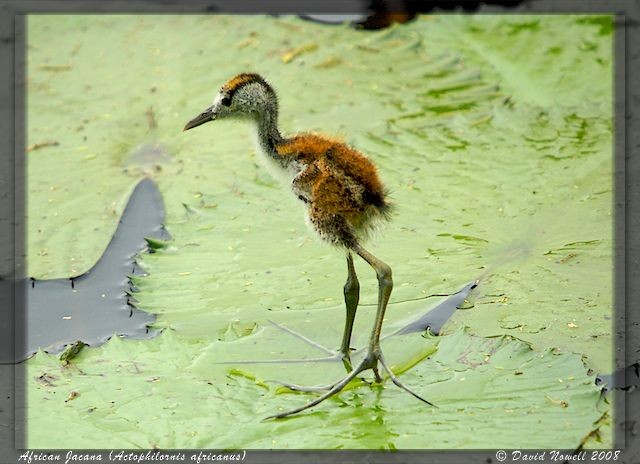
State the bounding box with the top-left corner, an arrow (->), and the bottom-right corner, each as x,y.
264,348 -> 435,420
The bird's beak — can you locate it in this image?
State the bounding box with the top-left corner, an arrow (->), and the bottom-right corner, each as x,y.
183,106 -> 216,131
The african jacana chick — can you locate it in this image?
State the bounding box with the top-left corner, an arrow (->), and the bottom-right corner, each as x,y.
184,73 -> 433,418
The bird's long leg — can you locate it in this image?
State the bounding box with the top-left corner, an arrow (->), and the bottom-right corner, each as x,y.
340,252 -> 360,371
354,246 -> 392,360
266,245 -> 434,420
355,245 -> 433,403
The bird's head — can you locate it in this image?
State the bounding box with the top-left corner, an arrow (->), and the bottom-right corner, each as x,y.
183,73 -> 277,131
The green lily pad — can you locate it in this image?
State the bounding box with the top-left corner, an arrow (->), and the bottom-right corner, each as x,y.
26,328 -> 605,449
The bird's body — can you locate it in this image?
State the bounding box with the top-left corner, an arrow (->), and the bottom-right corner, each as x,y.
270,133 -> 391,248
184,73 -> 433,418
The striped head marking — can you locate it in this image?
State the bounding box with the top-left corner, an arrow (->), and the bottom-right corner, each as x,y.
184,73 -> 277,131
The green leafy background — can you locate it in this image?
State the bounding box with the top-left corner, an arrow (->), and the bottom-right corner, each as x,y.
26,15 -> 613,449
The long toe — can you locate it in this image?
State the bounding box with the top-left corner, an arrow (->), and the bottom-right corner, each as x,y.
265,366 -> 365,420
375,350 -> 436,407
266,379 -> 338,392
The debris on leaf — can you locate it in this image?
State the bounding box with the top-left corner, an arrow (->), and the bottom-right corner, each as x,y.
145,237 -> 169,251
314,56 -> 342,69
545,394 -> 568,407
59,341 -> 87,365
65,391 -> 80,402
27,140 -> 60,152
281,43 -> 318,63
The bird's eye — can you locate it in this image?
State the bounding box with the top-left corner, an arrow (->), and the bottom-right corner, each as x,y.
221,96 -> 232,107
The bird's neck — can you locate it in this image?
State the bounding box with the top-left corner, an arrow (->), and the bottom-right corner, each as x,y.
257,113 -> 283,149
254,105 -> 285,159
